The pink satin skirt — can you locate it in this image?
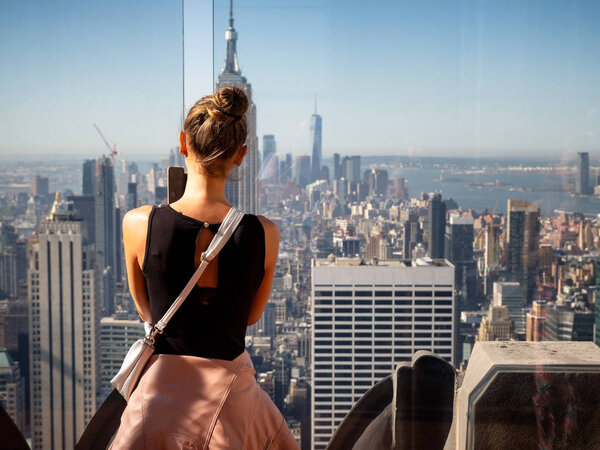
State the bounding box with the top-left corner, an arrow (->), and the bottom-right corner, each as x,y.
109,351 -> 299,449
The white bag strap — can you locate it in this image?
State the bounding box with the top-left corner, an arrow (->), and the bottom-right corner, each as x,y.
152,207 -> 244,336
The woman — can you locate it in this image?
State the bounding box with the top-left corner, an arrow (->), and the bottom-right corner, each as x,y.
111,86 -> 298,449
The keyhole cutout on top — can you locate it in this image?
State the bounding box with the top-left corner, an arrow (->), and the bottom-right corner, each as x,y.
194,227 -> 219,297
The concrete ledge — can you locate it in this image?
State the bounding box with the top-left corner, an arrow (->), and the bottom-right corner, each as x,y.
454,342 -> 600,449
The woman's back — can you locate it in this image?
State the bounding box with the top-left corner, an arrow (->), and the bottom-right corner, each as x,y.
113,85 -> 298,449
143,205 -> 265,360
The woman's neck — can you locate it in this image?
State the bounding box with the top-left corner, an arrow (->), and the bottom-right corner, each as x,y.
180,170 -> 229,205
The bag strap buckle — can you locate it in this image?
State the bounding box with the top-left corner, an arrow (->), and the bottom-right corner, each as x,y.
148,326 -> 163,344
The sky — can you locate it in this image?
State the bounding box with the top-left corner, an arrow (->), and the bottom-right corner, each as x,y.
0,0 -> 184,158
1,0 -> 600,160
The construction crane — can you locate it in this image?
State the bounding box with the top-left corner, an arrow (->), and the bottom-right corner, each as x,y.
490,200 -> 499,219
93,124 -> 117,162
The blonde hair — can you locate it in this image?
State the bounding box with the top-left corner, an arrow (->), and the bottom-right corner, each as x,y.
183,85 -> 249,176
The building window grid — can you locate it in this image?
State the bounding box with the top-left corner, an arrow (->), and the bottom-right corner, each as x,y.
314,284 -> 454,444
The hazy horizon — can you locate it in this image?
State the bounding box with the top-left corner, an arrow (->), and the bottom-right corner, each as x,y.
1,0 -> 599,158
0,150 -> 595,166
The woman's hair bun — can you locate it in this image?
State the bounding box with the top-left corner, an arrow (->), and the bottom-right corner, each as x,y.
183,85 -> 249,176
207,86 -> 249,124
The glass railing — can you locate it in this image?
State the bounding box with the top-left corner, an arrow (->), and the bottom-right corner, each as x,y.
211,1 -> 600,449
0,0 -> 188,448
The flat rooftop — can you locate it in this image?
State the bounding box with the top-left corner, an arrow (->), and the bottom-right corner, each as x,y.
313,257 -> 453,268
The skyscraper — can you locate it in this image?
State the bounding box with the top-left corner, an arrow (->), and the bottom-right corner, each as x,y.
29,194 -> 100,449
263,134 -> 276,165
545,302 -> 594,341
576,152 -> 591,195
506,199 -> 540,302
82,159 -> 95,196
364,168 -> 389,196
445,216 -> 476,304
95,156 -> 116,315
526,300 -> 547,341
0,224 -> 27,301
261,134 -> 279,184
216,0 -> 258,214
114,206 -> 123,285
493,281 -> 525,336
310,102 -> 323,183
99,317 -> 144,392
280,152 -> 293,184
311,257 -> 455,449
477,305 -> 514,341
401,220 -> 412,259
0,223 -> 19,299
484,219 -> 501,273
32,175 -> 49,197
428,193 -> 446,259
374,169 -> 388,196
332,153 -> 341,181
67,195 -> 95,244
340,156 -> 361,183
296,155 -> 311,188
127,182 -> 137,211
396,177 -> 409,200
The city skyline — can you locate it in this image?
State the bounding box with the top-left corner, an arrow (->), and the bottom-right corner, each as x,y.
1,118 -> 600,446
1,1 -> 599,158
2,3 -> 600,444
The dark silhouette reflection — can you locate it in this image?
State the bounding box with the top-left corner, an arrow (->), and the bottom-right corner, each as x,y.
0,403 -> 29,450
327,352 -> 456,449
76,389 -> 125,450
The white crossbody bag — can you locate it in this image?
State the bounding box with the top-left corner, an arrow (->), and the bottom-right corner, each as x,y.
111,207 -> 245,401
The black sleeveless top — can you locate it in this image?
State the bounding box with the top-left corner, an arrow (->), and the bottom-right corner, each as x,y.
142,205 -> 265,360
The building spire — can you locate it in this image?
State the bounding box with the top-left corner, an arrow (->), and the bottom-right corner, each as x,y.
46,192 -> 75,221
314,95 -> 317,115
47,192 -> 60,220
223,0 -> 240,75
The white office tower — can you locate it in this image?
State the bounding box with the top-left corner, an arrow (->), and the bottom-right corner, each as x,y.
29,194 -> 100,449
99,317 -> 144,392
310,257 -> 455,449
216,0 -> 258,214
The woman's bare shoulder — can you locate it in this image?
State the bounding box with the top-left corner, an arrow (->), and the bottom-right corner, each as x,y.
123,205 -> 153,232
256,215 -> 279,237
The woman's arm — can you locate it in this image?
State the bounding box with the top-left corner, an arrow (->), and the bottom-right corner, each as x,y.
122,205 -> 153,323
247,215 -> 280,325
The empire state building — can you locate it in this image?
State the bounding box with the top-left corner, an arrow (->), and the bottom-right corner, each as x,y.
216,0 -> 258,214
